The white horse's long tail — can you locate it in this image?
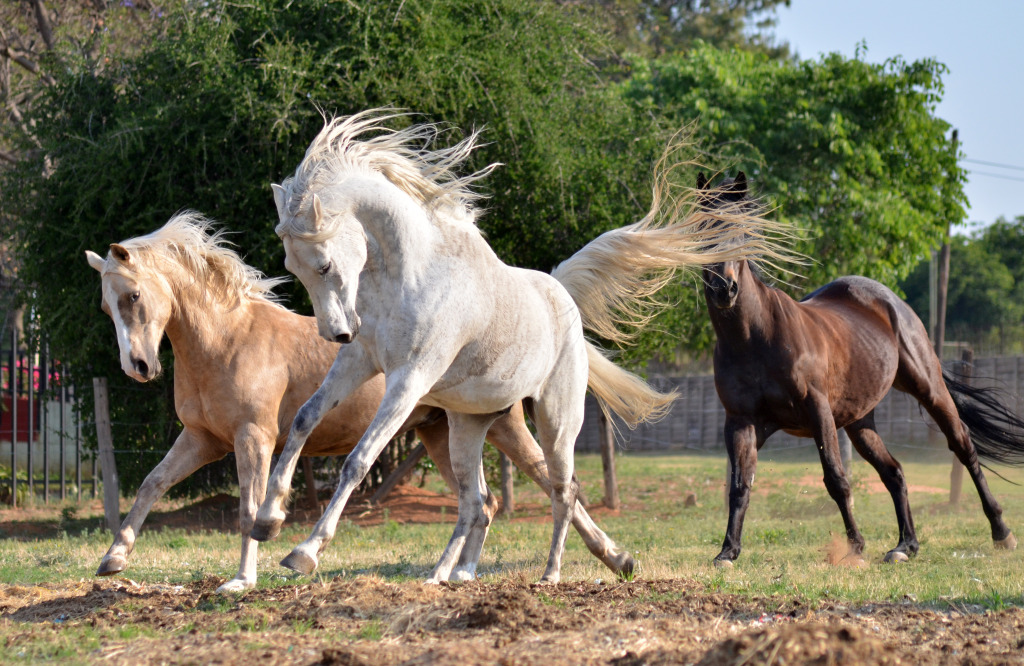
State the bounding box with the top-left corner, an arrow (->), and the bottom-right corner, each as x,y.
551,134 -> 794,428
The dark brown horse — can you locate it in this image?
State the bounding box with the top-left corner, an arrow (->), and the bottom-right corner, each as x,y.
701,172 -> 1024,566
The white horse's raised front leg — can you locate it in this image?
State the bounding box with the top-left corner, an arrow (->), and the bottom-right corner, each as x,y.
281,370 -> 430,575
428,412 -> 497,584
98,430 -> 220,577
252,344 -> 376,542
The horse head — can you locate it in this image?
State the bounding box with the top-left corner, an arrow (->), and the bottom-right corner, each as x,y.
85,245 -> 170,381
273,183 -> 366,344
698,171 -> 752,311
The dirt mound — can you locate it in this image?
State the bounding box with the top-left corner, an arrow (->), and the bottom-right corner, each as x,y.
696,622 -> 907,665
3,577 -> 1023,664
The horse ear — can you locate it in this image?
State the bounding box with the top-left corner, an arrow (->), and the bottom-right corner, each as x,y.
312,193 -> 325,232
271,183 -> 287,218
732,171 -> 747,195
696,172 -> 708,190
85,250 -> 105,273
109,243 -> 134,267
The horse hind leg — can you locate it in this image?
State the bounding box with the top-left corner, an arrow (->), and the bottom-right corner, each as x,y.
425,412 -> 497,584
486,405 -> 634,578
917,384 -> 1014,548
530,390 -> 584,584
844,415 -> 918,562
895,347 -> 1015,549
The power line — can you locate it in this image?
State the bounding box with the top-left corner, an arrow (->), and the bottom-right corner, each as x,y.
966,168 -> 1024,183
964,157 -> 1024,172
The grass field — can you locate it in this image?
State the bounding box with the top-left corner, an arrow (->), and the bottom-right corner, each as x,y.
2,446 -> 1022,608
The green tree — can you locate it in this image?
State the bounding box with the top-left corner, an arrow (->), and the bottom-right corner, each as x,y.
901,217 -> 1024,355
618,44 -> 966,362
572,0 -> 791,58
2,0 -> 660,492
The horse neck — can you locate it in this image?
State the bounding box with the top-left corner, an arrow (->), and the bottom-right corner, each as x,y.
162,278 -> 257,369
707,263 -> 778,348
356,178 -> 486,284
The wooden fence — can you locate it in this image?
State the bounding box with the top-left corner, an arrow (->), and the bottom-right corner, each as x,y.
574,356 -> 1024,453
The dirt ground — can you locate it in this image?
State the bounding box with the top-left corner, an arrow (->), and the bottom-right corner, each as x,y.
2,488 -> 1024,664
2,575 -> 1023,664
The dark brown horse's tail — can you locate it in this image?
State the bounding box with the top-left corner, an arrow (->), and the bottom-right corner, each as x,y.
945,371 -> 1024,466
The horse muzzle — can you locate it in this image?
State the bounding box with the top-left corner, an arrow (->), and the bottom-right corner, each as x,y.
128,355 -> 161,382
708,278 -> 739,310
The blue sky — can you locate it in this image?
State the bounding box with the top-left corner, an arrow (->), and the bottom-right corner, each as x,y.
772,0 -> 1024,232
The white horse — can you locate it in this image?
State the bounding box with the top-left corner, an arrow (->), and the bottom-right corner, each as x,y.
252,111 -> 785,583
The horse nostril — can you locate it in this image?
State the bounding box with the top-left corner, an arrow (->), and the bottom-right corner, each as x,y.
728,281 -> 738,299
135,359 -> 149,377
334,332 -> 353,344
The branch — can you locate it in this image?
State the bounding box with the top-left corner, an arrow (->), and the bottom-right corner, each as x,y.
1,46 -> 54,85
0,148 -> 17,165
31,0 -> 56,51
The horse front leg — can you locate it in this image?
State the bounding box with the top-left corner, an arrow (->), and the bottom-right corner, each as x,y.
280,369 -> 430,575
808,394 -> 866,559
716,417 -> 758,566
427,412 -> 498,583
98,429 -> 221,577
217,424 -> 275,594
251,344 -> 376,542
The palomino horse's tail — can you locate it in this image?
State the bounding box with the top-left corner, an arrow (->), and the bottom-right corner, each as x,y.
550,131 -> 796,348
945,371 -> 1024,466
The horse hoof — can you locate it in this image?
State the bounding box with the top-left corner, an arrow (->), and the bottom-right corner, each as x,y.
216,578 -> 254,594
994,533 -> 1017,550
538,573 -> 560,585
615,553 -> 636,580
883,550 -> 909,564
450,567 -> 476,582
281,549 -> 318,575
250,519 -> 282,542
96,554 -> 127,577
713,558 -> 734,569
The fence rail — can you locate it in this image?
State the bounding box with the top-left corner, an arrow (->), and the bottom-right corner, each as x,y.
575,356 -> 1024,454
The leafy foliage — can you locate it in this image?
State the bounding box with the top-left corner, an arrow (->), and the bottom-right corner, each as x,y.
901,217 -> 1024,355
618,44 -> 966,362
2,0 -> 658,493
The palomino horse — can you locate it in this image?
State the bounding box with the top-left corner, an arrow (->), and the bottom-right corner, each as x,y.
252,111 -> 784,583
700,172 -> 1024,566
85,213 -> 638,593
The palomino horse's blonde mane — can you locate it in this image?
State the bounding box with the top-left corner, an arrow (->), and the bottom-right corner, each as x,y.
275,109 -> 500,240
105,212 -> 288,313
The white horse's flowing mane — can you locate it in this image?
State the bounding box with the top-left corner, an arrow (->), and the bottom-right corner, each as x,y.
275,109 -> 500,239
107,211 -> 288,309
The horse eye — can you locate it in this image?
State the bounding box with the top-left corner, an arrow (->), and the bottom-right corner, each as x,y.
318,262 -> 332,277
130,291 -> 140,304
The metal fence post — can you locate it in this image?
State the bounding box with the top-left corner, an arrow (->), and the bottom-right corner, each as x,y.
8,327 -> 15,508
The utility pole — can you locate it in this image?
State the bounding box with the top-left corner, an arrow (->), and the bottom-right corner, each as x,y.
939,129 -> 965,503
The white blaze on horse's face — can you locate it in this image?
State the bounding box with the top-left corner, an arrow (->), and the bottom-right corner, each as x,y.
279,215 -> 366,345
86,248 -> 169,382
